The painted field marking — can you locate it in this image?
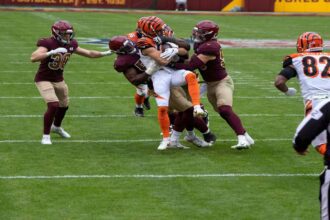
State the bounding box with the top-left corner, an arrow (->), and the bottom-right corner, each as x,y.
0,114 -> 303,118
0,173 -> 319,180
0,96 -> 301,99
0,138 -> 292,143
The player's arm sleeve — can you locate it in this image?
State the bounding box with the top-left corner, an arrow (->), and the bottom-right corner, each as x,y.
160,37 -> 190,51
293,102 -> 330,153
123,67 -> 149,86
174,54 -> 204,71
279,66 -> 297,80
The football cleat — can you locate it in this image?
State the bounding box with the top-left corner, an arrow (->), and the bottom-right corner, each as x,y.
203,132 -> 217,145
41,134 -> 52,145
244,132 -> 254,145
134,107 -> 144,117
168,140 -> 190,149
184,135 -> 210,148
143,97 -> 151,110
51,125 -> 71,138
231,135 -> 251,150
157,138 -> 170,150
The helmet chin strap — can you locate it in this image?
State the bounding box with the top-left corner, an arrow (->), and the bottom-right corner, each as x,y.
306,47 -> 323,52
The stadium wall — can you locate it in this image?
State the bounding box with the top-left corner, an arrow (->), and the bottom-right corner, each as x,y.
0,0 -> 329,12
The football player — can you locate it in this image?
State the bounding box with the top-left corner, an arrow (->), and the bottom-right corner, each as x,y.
136,16 -> 207,150
170,20 -> 254,150
109,35 -> 158,92
275,32 -> 329,155
126,16 -> 151,117
109,35 -> 213,148
31,20 -> 112,145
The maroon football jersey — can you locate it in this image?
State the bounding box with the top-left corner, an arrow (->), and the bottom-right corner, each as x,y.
194,39 -> 228,82
34,37 -> 78,82
114,53 -> 146,74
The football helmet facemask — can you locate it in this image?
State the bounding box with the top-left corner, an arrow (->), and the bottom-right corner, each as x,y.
109,36 -> 137,55
296,32 -> 323,53
52,20 -> 75,45
192,20 -> 219,43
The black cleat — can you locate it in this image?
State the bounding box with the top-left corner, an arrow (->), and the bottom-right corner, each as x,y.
134,107 -> 144,117
203,132 -> 217,145
143,97 -> 151,110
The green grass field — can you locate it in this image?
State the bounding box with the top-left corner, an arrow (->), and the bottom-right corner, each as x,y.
0,10 -> 329,219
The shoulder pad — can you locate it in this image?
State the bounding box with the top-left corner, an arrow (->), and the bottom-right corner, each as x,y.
136,37 -> 156,49
70,39 -> 79,50
197,41 -> 220,56
127,31 -> 139,43
36,37 -> 53,48
114,54 -> 139,72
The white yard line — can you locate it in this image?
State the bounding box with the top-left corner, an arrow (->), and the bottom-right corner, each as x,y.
0,173 -> 318,179
0,114 -> 303,118
0,138 -> 292,143
0,96 -> 300,99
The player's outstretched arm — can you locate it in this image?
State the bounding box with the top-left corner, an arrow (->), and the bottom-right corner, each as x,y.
74,47 -> 112,58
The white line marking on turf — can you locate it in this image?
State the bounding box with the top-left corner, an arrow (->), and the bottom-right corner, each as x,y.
0,96 -> 301,99
0,138 -> 292,143
0,114 -> 303,118
0,173 -> 319,179
0,82 -> 129,85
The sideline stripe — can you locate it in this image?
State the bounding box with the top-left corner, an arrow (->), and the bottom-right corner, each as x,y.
0,173 -> 318,179
0,138 -> 292,143
0,114 -> 303,118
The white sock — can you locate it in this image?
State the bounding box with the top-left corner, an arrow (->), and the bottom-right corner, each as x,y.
186,130 -> 195,137
170,130 -> 181,142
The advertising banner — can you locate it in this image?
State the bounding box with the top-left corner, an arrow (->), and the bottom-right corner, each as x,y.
274,0 -> 330,12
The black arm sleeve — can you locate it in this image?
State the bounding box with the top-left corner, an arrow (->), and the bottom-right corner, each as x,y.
279,66 -> 297,80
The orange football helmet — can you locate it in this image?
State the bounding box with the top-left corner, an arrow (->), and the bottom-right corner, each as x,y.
296,32 -> 323,53
139,16 -> 166,38
136,16 -> 147,33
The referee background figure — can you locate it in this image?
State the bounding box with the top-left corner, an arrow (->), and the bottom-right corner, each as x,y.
293,98 -> 330,220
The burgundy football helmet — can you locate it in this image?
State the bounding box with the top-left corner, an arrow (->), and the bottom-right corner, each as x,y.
192,20 -> 219,43
109,36 -> 136,55
51,20 -> 74,44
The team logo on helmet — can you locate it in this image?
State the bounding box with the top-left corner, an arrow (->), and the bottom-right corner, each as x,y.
109,35 -> 137,55
52,20 -> 75,44
296,32 -> 323,53
192,20 -> 219,43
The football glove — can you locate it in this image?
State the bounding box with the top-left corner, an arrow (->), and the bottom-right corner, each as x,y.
285,87 -> 297,96
160,43 -> 179,60
100,50 -> 112,56
46,47 -> 67,56
193,105 -> 207,117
